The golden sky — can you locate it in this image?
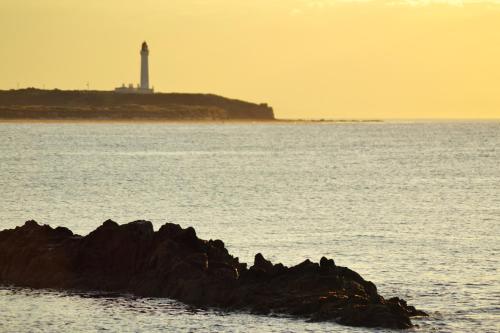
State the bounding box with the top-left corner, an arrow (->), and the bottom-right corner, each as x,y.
1,0 -> 499,119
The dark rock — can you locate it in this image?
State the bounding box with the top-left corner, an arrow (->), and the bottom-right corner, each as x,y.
252,253 -> 274,273
0,220 -> 427,329
320,256 -> 335,273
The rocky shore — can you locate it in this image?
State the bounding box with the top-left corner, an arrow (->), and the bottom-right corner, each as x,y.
0,220 -> 426,329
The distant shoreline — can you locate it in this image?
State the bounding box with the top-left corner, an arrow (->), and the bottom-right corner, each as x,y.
0,89 -> 275,121
0,118 -> 384,124
2,119 -> 498,124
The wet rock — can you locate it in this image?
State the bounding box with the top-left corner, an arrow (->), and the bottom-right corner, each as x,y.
252,253 -> 274,273
319,256 -> 335,273
0,220 -> 427,329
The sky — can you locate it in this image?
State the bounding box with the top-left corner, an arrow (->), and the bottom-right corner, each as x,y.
1,0 -> 499,119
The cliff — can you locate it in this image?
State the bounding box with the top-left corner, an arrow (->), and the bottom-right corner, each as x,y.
0,89 -> 275,121
0,220 -> 427,329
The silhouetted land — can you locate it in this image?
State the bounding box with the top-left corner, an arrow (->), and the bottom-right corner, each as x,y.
0,220 -> 427,329
0,89 -> 275,121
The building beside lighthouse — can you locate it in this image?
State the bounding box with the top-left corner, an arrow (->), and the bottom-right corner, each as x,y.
115,41 -> 154,94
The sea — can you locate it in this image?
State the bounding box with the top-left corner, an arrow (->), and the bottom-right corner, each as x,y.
0,121 -> 498,333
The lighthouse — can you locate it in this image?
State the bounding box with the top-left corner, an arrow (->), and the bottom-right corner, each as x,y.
140,41 -> 150,91
115,41 -> 154,94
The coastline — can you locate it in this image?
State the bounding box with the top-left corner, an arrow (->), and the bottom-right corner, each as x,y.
0,89 -> 275,122
2,118 -> 499,124
0,118 -> 384,124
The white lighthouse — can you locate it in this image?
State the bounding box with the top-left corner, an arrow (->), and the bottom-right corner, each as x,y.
115,41 -> 154,94
140,41 -> 150,91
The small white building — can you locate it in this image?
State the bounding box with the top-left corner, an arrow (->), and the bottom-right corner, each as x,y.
115,41 -> 154,94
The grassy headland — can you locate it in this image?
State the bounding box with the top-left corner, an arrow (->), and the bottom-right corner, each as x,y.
0,88 -> 275,121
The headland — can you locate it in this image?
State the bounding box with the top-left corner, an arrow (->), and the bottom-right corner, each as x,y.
0,88 -> 275,121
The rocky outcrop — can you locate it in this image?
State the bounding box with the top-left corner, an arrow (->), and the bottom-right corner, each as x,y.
0,220 -> 426,329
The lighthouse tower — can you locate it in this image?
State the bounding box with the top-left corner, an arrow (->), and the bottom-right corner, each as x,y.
114,41 -> 154,94
140,41 -> 150,91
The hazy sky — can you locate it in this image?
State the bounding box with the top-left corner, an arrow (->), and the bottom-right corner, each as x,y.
1,0 -> 499,119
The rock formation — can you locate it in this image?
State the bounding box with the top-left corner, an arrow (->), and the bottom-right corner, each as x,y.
0,220 -> 426,328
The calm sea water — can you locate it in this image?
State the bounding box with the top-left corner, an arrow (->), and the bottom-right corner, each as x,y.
0,122 -> 498,332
